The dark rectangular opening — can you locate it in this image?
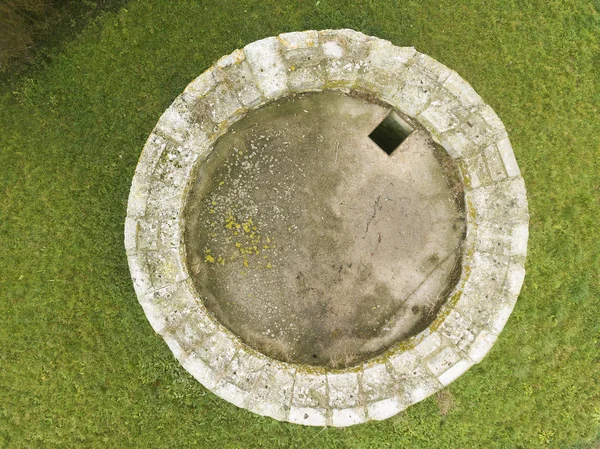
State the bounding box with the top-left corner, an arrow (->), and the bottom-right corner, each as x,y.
369,112 -> 413,155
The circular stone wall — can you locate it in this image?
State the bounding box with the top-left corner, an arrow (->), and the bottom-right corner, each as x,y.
125,29 -> 529,427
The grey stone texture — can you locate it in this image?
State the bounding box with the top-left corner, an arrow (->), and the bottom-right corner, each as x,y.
126,29 -> 529,427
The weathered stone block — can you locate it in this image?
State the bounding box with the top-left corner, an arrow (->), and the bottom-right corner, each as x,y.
213,380 -> 248,408
221,351 -> 268,393
356,41 -> 415,101
168,308 -> 219,354
193,82 -> 243,125
145,247 -> 187,290
496,136 -> 521,177
327,372 -> 361,409
190,330 -> 238,377
443,71 -> 484,111
287,65 -> 326,92
288,406 -> 328,426
244,37 -> 288,99
467,329 -> 498,363
292,372 -> 328,410
426,346 -> 462,377
414,332 -> 442,358
437,358 -> 473,386
437,310 -> 476,353
331,407 -> 366,427
219,59 -> 264,108
182,353 -> 219,390
361,363 -> 399,404
247,362 -> 295,421
390,62 -> 440,117
398,364 -> 441,404
367,396 -> 406,421
279,30 -> 322,67
138,281 -> 197,334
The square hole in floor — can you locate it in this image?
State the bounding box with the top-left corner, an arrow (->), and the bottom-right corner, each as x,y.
369,111 -> 414,155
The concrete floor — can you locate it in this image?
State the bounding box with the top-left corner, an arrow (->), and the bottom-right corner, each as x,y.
184,91 -> 465,367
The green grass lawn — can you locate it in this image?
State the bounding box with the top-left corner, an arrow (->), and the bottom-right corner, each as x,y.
1,0 -> 599,447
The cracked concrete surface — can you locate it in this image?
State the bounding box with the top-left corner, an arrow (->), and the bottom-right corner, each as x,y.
184,92 -> 465,367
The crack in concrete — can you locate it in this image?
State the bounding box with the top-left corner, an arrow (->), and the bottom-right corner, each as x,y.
364,195 -> 382,237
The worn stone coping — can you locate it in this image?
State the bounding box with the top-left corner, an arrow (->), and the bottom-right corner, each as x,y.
125,29 -> 529,427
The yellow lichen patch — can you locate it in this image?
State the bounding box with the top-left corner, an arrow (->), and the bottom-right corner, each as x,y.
266,263 -> 272,269
205,254 -> 215,263
243,259 -> 249,268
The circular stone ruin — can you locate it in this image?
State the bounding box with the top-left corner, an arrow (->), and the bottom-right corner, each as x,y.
125,30 -> 529,427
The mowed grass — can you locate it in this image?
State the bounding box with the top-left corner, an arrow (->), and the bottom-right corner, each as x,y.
1,0 -> 599,447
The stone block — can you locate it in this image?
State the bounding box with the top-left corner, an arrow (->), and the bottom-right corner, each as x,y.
127,251 -> 153,297
462,107 -> 507,149
189,330 -> 238,377
458,152 -> 491,189
318,29 -> 372,88
291,372 -> 328,410
466,177 -> 529,230
331,407 -> 366,427
219,59 -> 264,108
221,351 -> 268,393
425,346 -> 462,377
443,71 -> 484,111
388,350 -> 419,376
414,53 -> 453,83
398,364 -> 441,404
361,363 -> 399,403
244,37 -> 288,99
124,217 -> 138,252
467,329 -> 498,363
145,247 -> 187,290
327,372 -> 361,409
279,30 -> 322,67
287,65 -> 326,92
496,136 -> 521,177
247,362 -> 295,421
433,127 -> 477,159
484,143 -> 508,182
437,310 -> 476,353
367,396 -> 405,421
390,63 -> 440,117
414,332 -> 442,358
288,406 -> 328,426
437,358 -> 473,386
138,280 -> 198,334
182,68 -> 219,102
356,41 -> 415,101
418,97 -> 463,135
168,308 -> 219,354
213,380 -> 249,408
193,82 -> 243,125
154,97 -> 194,144
182,353 -> 219,390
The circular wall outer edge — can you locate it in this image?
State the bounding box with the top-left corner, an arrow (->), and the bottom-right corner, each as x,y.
125,29 -> 529,427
